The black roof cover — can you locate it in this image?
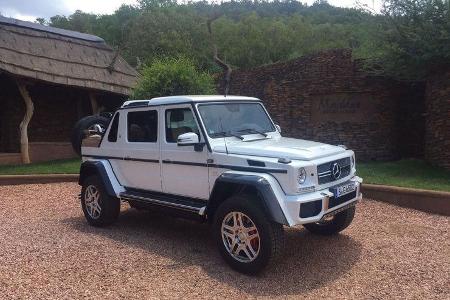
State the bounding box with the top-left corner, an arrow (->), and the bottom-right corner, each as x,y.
0,15 -> 105,43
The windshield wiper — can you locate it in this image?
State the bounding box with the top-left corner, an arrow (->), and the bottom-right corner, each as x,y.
213,131 -> 244,140
237,128 -> 268,137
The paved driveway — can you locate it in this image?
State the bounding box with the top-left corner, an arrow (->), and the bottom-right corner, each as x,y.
0,183 -> 448,299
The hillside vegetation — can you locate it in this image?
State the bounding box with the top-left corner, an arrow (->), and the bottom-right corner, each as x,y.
37,0 -> 449,81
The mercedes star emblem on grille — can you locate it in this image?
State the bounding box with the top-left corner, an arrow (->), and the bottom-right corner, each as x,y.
331,162 -> 341,180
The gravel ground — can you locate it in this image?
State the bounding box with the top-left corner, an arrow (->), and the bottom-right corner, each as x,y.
0,183 -> 448,299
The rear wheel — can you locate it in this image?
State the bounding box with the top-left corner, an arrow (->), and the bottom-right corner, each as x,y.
213,195 -> 284,274
80,175 -> 120,227
303,206 -> 355,236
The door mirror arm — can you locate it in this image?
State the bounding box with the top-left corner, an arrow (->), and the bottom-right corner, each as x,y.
194,143 -> 205,152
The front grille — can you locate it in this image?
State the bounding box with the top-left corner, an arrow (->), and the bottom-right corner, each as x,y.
317,157 -> 351,184
328,190 -> 357,208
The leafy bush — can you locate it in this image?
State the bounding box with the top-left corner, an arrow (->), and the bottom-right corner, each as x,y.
132,57 -> 215,99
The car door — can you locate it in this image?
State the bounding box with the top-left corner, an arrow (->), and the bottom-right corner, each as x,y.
160,104 -> 209,200
110,107 -> 162,191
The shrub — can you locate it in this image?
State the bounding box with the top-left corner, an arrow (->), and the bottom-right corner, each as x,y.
132,57 -> 215,99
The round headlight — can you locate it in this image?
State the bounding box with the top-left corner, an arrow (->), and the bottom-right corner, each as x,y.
298,167 -> 307,184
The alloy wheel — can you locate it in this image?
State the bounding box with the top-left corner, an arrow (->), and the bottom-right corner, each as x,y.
221,211 -> 260,263
84,185 -> 101,219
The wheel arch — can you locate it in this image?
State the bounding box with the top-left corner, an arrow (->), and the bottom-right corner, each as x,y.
207,172 -> 288,225
79,160 -> 116,197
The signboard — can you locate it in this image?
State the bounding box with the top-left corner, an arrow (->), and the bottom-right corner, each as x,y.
310,93 -> 377,124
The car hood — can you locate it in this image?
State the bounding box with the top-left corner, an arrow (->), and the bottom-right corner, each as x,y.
214,137 -> 346,161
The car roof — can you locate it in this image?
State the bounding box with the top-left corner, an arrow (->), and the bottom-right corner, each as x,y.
120,95 -> 260,108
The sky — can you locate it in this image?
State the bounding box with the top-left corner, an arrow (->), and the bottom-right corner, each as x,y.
0,0 -> 382,22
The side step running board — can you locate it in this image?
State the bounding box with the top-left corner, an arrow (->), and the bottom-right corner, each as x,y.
120,188 -> 206,216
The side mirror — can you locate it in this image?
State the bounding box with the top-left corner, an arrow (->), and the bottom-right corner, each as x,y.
177,132 -> 199,146
275,124 -> 281,133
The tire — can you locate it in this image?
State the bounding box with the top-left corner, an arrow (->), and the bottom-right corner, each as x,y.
213,195 -> 285,274
71,115 -> 110,156
80,175 -> 120,227
303,206 -> 355,236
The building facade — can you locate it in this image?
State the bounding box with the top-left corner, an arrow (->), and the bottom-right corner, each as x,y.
0,16 -> 138,164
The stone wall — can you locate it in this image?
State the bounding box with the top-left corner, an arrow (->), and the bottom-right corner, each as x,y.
218,49 -> 425,161
425,69 -> 450,170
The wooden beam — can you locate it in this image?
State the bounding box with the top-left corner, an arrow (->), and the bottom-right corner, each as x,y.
16,80 -> 34,164
89,92 -> 99,115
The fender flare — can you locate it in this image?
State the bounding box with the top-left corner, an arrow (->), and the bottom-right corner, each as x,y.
79,160 -> 116,197
208,172 -> 288,225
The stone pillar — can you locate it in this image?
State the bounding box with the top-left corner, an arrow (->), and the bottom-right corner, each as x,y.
424,69 -> 450,170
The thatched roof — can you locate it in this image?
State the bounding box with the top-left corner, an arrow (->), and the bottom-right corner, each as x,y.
0,16 -> 138,95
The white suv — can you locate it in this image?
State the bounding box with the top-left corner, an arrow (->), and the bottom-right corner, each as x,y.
76,95 -> 362,274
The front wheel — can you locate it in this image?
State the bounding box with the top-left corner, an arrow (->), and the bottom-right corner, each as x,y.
213,195 -> 284,274
303,206 -> 356,236
80,175 -> 120,227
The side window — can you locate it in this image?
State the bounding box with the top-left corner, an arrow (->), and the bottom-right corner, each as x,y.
107,112 -> 120,142
127,110 -> 158,143
165,108 -> 200,143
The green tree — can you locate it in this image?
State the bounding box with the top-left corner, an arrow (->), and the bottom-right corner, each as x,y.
44,0 -> 382,71
368,0 -> 450,80
132,57 -> 215,99
35,18 -> 47,25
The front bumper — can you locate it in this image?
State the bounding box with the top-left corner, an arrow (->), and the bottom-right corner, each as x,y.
282,176 -> 363,226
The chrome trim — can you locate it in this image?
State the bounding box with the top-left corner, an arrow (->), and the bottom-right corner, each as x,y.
318,170 -> 332,177
198,206 -> 206,216
318,163 -> 351,177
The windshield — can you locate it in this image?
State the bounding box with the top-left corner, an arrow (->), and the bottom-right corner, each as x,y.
197,102 -> 275,138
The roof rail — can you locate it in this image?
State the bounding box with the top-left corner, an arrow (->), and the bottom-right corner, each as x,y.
122,100 -> 150,108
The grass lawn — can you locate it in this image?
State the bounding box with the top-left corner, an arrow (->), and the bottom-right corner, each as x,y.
358,159 -> 450,192
0,158 -> 81,175
0,158 -> 449,192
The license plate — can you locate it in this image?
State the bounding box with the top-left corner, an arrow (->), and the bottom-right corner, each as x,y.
332,181 -> 356,198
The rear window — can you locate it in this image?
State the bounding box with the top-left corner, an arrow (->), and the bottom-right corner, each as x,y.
127,110 -> 158,143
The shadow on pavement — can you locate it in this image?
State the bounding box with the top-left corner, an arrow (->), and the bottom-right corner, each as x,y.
64,207 -> 362,297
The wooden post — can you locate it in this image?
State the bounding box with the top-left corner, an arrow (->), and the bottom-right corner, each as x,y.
16,81 -> 34,164
89,92 -> 99,115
